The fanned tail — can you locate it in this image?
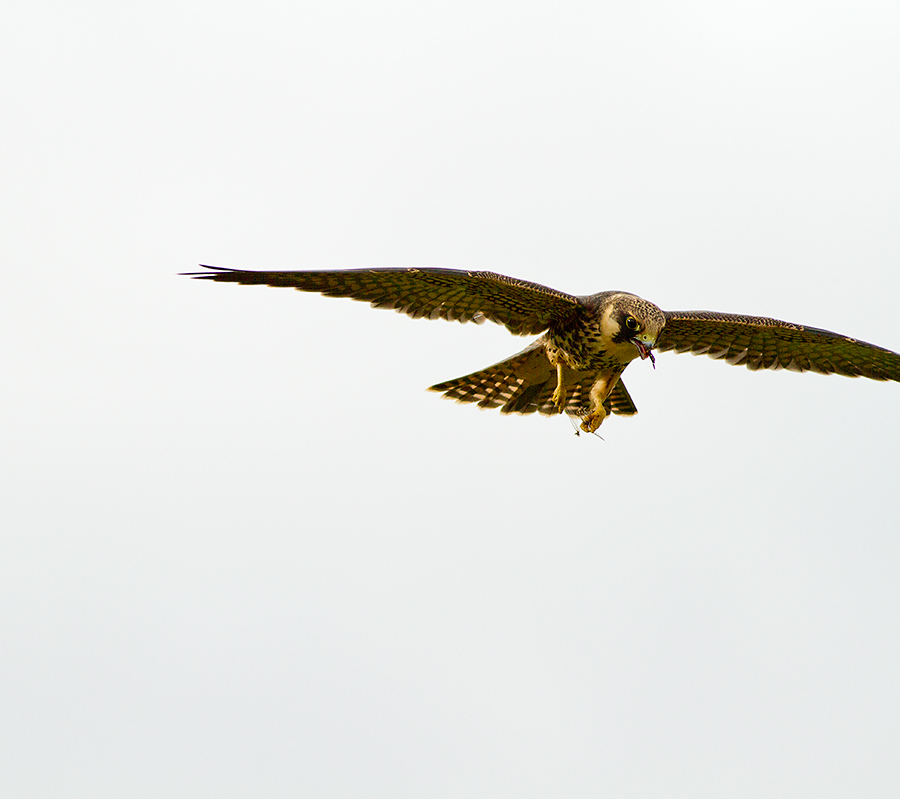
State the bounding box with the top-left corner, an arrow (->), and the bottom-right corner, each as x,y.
429,341 -> 638,417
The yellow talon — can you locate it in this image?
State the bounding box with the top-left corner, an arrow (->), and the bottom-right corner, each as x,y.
580,406 -> 608,433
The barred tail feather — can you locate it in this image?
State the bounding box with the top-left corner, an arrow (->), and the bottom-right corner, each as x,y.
605,379 -> 638,416
429,342 -> 638,417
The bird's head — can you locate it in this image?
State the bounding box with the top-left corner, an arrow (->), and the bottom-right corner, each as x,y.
603,294 -> 666,367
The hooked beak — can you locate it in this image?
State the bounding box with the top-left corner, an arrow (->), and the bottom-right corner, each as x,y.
632,339 -> 656,368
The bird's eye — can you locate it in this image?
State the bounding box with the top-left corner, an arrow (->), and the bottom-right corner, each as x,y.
624,315 -> 639,331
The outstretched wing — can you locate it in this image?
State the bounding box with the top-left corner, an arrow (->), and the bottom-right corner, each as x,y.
657,310 -> 900,381
185,265 -> 583,336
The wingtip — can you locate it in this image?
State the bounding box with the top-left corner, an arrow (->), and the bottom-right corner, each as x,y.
180,264 -> 231,278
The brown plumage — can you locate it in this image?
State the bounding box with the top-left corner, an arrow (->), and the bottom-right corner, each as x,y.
185,265 -> 900,432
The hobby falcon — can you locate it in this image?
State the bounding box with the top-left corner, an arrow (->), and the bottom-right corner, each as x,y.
186,265 -> 900,432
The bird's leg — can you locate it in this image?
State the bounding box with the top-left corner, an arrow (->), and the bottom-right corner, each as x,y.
550,361 -> 566,414
580,375 -> 612,433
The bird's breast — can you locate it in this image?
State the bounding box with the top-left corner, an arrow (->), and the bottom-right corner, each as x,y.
546,324 -> 626,371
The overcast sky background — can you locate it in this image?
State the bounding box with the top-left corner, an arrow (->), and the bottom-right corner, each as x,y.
3,1 -> 900,796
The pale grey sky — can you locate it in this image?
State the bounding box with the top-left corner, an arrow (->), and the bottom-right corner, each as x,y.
2,1 -> 900,796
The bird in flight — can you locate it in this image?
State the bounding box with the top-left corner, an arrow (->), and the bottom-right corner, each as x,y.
186,265 -> 900,433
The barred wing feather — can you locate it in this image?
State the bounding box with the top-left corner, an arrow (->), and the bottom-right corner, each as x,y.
187,265 -> 583,337
658,311 -> 900,381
